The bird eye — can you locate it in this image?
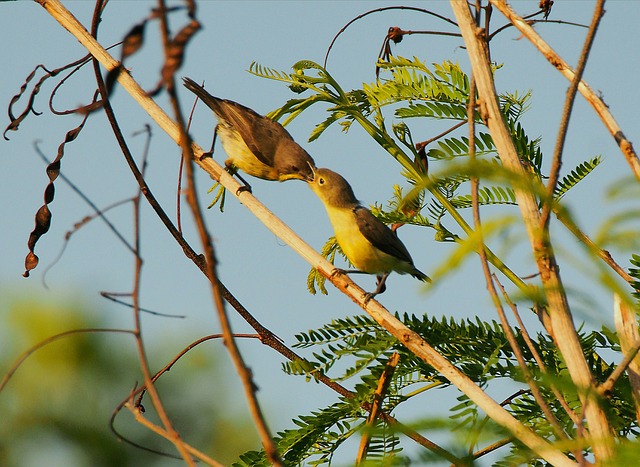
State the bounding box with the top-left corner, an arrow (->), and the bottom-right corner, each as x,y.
318,177 -> 325,185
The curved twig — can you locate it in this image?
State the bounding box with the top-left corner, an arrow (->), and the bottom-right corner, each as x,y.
540,0 -> 605,228
324,5 -> 458,69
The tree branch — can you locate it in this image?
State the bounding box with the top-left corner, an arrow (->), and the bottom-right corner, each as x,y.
356,352 -> 400,465
540,0 -> 605,228
611,294 -> 640,424
450,0 -> 613,461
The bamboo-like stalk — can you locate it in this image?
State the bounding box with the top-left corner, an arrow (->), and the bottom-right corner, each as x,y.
34,1 -> 576,464
613,294 -> 640,424
450,1 -> 613,461
489,0 -> 640,182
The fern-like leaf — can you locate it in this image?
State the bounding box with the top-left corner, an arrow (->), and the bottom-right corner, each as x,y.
426,133 -> 496,160
554,156 -> 602,200
452,185 -> 518,209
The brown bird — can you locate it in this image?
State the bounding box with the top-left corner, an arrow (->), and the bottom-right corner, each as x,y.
183,77 -> 315,187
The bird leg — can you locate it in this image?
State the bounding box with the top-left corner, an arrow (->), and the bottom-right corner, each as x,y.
223,162 -> 252,195
199,125 -> 219,160
375,274 -> 389,295
330,269 -> 389,304
363,273 -> 389,304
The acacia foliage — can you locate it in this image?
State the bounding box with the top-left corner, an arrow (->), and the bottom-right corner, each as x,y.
241,41 -> 638,465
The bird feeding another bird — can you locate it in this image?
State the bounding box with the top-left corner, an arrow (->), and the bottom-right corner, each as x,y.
308,167 -> 430,301
182,77 -> 316,189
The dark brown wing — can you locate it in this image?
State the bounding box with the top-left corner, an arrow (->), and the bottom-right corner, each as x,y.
183,77 -> 293,167
215,99 -> 296,167
353,206 -> 414,265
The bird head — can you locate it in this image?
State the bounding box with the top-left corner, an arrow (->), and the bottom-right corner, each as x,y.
276,147 -> 316,182
308,168 -> 359,208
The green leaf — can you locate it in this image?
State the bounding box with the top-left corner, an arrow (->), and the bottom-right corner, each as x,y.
554,156 -> 602,200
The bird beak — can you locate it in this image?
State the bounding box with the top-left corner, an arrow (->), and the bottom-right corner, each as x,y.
306,162 -> 316,182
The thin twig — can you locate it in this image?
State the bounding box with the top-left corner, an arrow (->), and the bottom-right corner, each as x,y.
415,120 -> 467,153
599,339 -> 640,398
100,291 -> 186,318
125,402 -> 224,467
493,275 -> 582,427
0,328 -> 135,393
540,0 -> 605,228
90,2 -> 195,464
356,352 -> 400,465
489,0 -> 640,182
156,0 -> 280,462
136,334 -> 260,407
554,206 -> 634,284
470,437 -> 511,461
324,6 -> 458,69
489,17 -> 589,41
178,88 -> 200,234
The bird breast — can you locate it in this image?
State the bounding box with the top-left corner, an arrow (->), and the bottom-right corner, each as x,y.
326,206 -> 400,274
217,124 -> 277,180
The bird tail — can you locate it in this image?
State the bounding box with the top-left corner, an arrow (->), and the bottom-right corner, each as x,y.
182,77 -> 223,114
412,269 -> 432,283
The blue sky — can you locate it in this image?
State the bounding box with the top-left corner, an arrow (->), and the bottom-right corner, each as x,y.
1,1 -> 639,464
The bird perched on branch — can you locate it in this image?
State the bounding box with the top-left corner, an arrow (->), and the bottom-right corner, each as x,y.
309,167 -> 430,301
183,77 -> 316,189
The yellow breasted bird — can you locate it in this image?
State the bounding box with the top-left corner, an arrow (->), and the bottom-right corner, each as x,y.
183,77 -> 316,187
309,167 -> 430,300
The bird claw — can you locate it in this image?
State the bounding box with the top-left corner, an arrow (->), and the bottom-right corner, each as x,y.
363,292 -> 377,305
330,268 -> 347,278
235,184 -> 252,195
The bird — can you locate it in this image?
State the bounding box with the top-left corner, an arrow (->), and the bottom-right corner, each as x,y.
308,167 -> 430,301
183,77 -> 316,189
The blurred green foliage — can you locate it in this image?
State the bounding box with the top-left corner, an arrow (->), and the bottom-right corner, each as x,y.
0,294 -> 258,466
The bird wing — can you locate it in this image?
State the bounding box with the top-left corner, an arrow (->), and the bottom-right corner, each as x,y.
352,206 -> 414,264
218,101 -> 293,167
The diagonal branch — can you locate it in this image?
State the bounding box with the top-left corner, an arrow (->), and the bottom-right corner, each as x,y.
356,352 -> 400,465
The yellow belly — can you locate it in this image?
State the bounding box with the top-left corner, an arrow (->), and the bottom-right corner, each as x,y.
327,207 -> 404,274
218,126 -> 277,180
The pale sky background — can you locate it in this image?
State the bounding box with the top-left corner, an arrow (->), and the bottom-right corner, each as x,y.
1,1 -> 639,465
